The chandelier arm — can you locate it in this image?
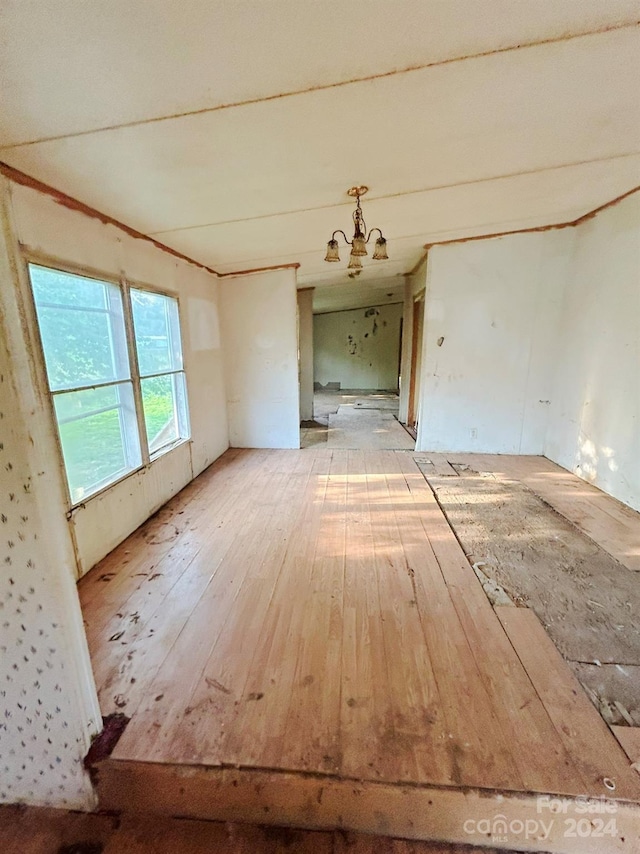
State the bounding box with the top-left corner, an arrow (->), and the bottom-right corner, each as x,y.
365,227 -> 384,244
331,229 -> 352,245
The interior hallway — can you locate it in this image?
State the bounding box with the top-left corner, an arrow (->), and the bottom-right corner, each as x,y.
79,447 -> 640,812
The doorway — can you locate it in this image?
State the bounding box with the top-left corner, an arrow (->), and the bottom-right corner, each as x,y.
406,292 -> 425,435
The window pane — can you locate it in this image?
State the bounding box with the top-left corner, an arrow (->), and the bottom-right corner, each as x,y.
131,289 -> 183,376
30,263 -> 107,309
29,265 -> 129,391
53,384 -> 141,503
141,375 -> 181,454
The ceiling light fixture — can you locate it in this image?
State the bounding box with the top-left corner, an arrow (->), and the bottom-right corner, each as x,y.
324,186 -> 389,270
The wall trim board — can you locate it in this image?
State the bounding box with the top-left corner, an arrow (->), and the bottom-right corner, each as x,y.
218,262 -> 300,277
297,288 -> 315,422
3,161 -> 638,289
1,162 -> 300,282
571,184 -> 640,225
1,162 -> 220,276
423,185 -> 640,250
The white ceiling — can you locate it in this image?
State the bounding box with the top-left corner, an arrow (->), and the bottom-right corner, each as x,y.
1,1 -> 639,311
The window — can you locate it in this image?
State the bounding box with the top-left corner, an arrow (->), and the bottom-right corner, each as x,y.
130,288 -> 189,456
28,263 -> 189,504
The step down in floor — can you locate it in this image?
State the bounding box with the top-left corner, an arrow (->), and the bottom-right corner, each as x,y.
93,758 -> 640,853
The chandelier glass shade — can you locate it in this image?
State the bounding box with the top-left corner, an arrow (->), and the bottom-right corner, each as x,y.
324,186 -> 389,268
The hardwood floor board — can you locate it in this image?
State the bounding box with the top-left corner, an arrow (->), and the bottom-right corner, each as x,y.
364,451 -> 452,784
0,804 -> 531,854
97,761 -> 640,852
78,447 -> 640,818
612,726 -> 640,771
425,471 -> 640,732
0,806 -> 117,854
222,457 -> 330,767
423,472 -> 640,660
79,447 -> 261,640
397,455 -> 586,795
414,453 -> 458,477
90,453 -> 271,715
173,450 -> 329,766
112,462 -> 293,762
496,606 -> 640,800
388,450 -> 524,790
158,463 -> 307,765
340,449 -> 395,781
273,448 -> 347,773
221,451 -> 332,769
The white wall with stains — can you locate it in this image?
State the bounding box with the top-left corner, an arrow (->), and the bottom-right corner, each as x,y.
0,178 -> 101,809
415,190 -> 640,510
219,268 -> 300,448
313,303 -> 403,391
416,230 -> 571,454
545,192 -> 640,511
7,181 -> 229,576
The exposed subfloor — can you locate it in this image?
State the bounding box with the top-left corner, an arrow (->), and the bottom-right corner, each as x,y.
416,453 -> 640,728
78,447 -> 640,814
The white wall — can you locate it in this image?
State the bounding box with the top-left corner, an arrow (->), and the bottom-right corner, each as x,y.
545,193 -> 640,511
297,288 -> 314,422
314,303 -> 403,391
416,230 -> 572,454
0,178 -> 101,809
219,269 -> 300,448
414,192 -> 640,511
7,181 -> 229,575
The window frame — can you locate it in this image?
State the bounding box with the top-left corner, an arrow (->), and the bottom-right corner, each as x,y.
23,252 -> 191,509
127,282 -> 191,460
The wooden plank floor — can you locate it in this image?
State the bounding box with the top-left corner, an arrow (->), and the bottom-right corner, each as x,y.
78,448 -> 640,802
0,805 -> 520,854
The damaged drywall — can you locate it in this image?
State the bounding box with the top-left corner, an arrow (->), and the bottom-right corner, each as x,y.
314,303 -> 402,391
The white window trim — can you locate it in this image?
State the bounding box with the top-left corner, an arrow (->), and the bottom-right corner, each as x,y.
23,252 -> 192,511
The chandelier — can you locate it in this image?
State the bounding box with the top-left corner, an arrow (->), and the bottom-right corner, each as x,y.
324,186 -> 388,274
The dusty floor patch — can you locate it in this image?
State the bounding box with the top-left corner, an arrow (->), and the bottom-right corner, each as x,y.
326,406 -> 414,450
301,390 -> 407,450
